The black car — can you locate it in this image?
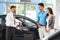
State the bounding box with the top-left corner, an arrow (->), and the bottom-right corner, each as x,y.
0,15 -> 40,40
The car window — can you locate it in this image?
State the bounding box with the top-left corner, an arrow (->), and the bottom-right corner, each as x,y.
16,17 -> 37,28
0,18 -> 2,24
24,19 -> 37,28
0,18 -> 5,25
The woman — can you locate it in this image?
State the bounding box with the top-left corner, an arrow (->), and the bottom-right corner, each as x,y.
46,7 -> 55,36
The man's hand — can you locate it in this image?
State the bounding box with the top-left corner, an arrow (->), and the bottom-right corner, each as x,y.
37,23 -> 41,28
16,25 -> 22,31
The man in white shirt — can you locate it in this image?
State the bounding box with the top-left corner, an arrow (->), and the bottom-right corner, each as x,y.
5,6 -> 21,40
5,6 -> 19,28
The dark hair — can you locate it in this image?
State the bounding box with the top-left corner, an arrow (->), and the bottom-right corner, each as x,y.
38,3 -> 44,7
47,7 -> 53,15
10,6 -> 16,9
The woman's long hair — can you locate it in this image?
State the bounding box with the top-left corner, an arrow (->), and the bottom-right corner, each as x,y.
47,7 -> 53,17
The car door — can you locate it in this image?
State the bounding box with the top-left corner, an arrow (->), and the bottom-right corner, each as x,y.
0,15 -> 6,40
15,16 -> 39,39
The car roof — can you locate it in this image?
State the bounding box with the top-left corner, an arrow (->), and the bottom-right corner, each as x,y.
0,15 -> 38,24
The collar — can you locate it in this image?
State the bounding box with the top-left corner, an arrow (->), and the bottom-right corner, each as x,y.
40,11 -> 45,13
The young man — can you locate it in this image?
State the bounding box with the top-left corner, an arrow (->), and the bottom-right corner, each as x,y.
37,3 -> 47,40
5,6 -> 21,40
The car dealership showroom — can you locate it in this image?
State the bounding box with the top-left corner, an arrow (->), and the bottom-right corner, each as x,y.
0,0 -> 60,40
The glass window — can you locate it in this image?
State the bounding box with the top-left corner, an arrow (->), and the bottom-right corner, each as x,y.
45,4 -> 53,9
44,0 -> 53,9
7,0 -> 20,2
7,3 -> 24,15
25,4 -> 36,20
0,0 -> 5,2
26,4 -> 36,10
0,3 -> 5,14
0,0 -> 20,2
45,0 -> 52,4
17,4 -> 24,15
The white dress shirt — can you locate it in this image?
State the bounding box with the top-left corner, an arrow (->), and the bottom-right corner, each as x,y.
5,12 -> 18,27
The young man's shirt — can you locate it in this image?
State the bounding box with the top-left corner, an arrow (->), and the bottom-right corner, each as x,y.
5,12 -> 19,27
37,11 -> 47,26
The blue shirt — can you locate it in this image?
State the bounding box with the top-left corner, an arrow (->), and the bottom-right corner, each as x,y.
37,11 -> 47,26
